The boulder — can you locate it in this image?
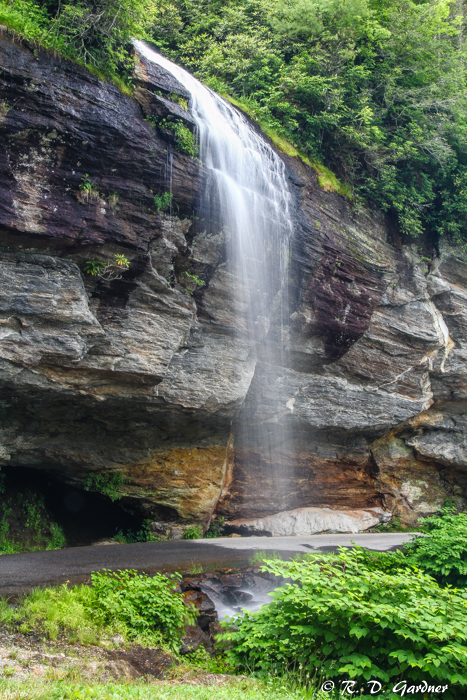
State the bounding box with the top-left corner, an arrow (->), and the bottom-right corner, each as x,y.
226,506 -> 391,537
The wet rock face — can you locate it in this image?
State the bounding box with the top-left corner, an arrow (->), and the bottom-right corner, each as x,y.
1,31 -> 466,529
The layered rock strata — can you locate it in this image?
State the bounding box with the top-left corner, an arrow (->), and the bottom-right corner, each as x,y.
1,30 -> 466,532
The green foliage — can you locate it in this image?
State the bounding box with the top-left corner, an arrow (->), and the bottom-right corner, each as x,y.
82,471 -> 127,501
374,515 -> 407,533
182,271 -> 206,295
114,519 -> 160,543
10,582 -> 102,644
2,570 -> 194,650
222,548 -> 467,699
154,191 -> 173,211
0,490 -> 66,554
0,677 -> 323,700
91,569 -> 195,648
182,524 -> 202,539
151,0 -> 467,242
249,550 -> 284,565
0,0 -> 158,80
79,173 -> 99,200
83,254 -> 130,280
404,504 -> 467,587
152,117 -> 199,156
204,516 -> 226,538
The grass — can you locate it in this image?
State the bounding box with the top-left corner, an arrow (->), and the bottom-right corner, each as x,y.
0,678 -> 328,700
248,550 -> 283,565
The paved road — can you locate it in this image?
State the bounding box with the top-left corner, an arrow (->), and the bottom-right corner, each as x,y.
0,533 -> 414,598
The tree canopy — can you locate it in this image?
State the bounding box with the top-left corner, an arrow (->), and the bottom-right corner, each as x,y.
2,0 -> 467,243
149,0 -> 467,243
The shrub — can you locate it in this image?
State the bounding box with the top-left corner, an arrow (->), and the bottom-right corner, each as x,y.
404,504 -> 467,587
3,569 -> 194,649
83,255 -> 130,281
82,471 -> 127,500
91,569 -> 195,647
0,490 -> 66,554
204,516 -> 226,538
182,525 -> 202,540
222,548 -> 467,699
152,117 -> 198,157
114,520 -> 160,543
154,191 -> 173,212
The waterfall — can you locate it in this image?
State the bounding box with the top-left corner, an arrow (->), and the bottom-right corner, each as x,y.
135,41 -> 294,513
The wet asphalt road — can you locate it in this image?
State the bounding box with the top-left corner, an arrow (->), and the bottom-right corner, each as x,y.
0,533 -> 414,598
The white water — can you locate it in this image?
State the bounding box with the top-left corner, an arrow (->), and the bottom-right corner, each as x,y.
135,41 -> 292,338
135,41 -> 294,508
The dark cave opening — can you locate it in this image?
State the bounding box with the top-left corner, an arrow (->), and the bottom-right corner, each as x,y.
1,466 -> 144,547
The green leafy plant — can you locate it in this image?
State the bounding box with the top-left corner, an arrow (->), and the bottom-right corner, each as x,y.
0,569 -> 193,649
151,116 -> 198,157
222,548 -> 467,699
182,525 -> 202,540
114,519 -> 160,543
0,490 -> 66,554
91,569 -> 195,648
79,174 -> 100,201
204,516 -> 226,538
182,271 -> 206,295
154,191 -> 173,212
83,254 -> 130,281
374,515 -> 407,533
403,503 -> 467,587
82,471 -> 127,501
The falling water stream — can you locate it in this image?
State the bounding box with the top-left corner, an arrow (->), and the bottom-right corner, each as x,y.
134,42 -> 294,614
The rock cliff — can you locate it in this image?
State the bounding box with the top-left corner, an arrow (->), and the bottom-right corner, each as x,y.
1,30 -> 466,535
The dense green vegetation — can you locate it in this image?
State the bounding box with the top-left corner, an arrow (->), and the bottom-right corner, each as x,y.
150,0 -> 467,242
404,504 -> 467,586
1,506 -> 466,697
222,547 -> 467,699
0,569 -> 194,649
0,679 -> 322,700
0,482 -> 66,554
3,0 -> 467,241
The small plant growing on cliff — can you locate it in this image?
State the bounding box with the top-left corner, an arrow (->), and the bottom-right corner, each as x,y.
150,117 -> 199,157
83,471 -> 127,501
154,191 -> 172,212
182,271 -> 206,295
79,174 -> 100,201
84,254 -> 130,281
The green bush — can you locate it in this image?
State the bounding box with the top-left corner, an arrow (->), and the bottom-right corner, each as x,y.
154,117 -> 199,157
2,569 -> 194,649
0,490 -> 66,554
182,525 -> 202,539
114,519 -> 160,543
222,548 -> 467,699
204,516 -> 225,538
404,505 -> 467,588
154,191 -> 173,211
82,471 -> 127,501
91,569 -> 195,647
